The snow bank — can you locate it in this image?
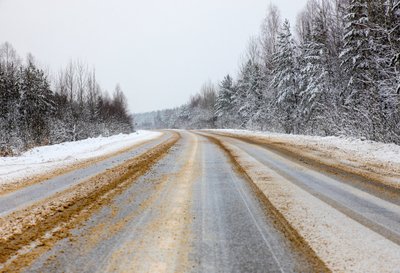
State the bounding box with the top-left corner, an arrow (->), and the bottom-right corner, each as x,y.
0,131 -> 162,186
210,129 -> 400,187
217,129 -> 400,165
220,139 -> 400,272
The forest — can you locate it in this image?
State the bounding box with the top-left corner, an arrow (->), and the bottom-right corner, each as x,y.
136,0 -> 400,144
0,42 -> 133,155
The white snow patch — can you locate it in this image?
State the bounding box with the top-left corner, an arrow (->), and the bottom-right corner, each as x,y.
0,131 -> 161,185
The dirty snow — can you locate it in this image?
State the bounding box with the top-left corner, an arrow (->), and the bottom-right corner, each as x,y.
215,129 -> 400,165
0,131 -> 161,185
208,129 -> 400,188
219,137 -> 400,272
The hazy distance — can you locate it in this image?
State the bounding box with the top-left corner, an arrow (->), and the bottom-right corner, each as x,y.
0,0 -> 308,113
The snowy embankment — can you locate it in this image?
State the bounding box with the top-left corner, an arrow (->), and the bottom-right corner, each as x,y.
0,131 -> 162,187
212,129 -> 400,188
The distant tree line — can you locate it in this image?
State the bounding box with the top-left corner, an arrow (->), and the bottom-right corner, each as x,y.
0,42 -> 133,155
136,0 -> 400,144
136,81 -> 217,130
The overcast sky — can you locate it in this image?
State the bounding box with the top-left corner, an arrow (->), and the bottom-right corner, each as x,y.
0,0 -> 308,113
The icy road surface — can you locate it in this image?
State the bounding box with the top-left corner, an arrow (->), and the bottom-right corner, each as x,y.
1,130 -> 400,272
23,131 -> 322,272
215,135 -> 400,245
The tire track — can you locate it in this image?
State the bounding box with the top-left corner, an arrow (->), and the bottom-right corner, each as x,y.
0,132 -> 165,196
201,131 -> 400,272
195,132 -> 330,272
0,132 -> 179,272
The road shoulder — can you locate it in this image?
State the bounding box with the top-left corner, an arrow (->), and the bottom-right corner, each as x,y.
204,132 -> 400,272
0,131 -> 163,196
0,132 -> 179,272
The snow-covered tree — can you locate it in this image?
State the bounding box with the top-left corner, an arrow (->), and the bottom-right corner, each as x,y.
215,75 -> 236,128
233,60 -> 264,128
260,4 -> 282,74
135,1 -> 400,144
19,60 -> 55,145
298,4 -> 338,135
340,0 -> 371,98
271,19 -> 300,133
0,42 -> 134,154
339,0 -> 387,140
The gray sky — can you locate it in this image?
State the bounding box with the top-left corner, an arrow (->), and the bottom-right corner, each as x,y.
0,0 -> 308,113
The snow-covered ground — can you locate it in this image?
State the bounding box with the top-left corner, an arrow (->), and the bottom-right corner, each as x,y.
216,129 -> 400,164
203,130 -> 400,271
219,139 -> 400,272
0,130 -> 162,186
210,129 -> 400,187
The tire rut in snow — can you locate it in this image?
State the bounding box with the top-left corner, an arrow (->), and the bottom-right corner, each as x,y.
0,132 -> 180,272
196,132 -> 330,273
212,131 -> 400,203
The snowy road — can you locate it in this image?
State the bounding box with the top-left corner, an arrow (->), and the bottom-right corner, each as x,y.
18,131 -> 325,272
205,132 -> 400,246
1,130 -> 400,272
0,133 -> 172,217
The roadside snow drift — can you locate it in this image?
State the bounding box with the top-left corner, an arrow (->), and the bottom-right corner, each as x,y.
0,131 -> 162,186
211,129 -> 400,188
220,139 -> 400,272
216,129 -> 400,164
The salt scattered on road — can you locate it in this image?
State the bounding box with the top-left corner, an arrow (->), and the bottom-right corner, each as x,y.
0,131 -> 161,186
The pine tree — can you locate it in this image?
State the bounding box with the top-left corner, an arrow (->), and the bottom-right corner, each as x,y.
298,8 -> 334,134
340,0 -> 371,98
215,75 -> 234,117
271,19 -> 300,133
215,75 -> 235,128
340,0 -> 386,140
382,0 -> 400,140
0,65 -> 7,120
234,60 -> 263,128
0,62 -> 21,148
19,60 -> 55,145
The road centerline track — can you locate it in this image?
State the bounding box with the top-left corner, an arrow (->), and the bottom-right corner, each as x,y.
229,169 -> 284,273
191,133 -> 323,272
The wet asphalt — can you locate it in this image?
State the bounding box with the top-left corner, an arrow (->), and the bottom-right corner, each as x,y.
191,134 -> 314,273
22,131 -> 316,273
214,134 -> 400,247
